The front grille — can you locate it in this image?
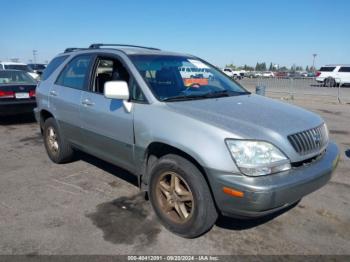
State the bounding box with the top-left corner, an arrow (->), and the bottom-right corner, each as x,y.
288,124 -> 328,155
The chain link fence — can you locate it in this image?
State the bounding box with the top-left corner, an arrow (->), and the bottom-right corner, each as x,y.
237,77 -> 350,104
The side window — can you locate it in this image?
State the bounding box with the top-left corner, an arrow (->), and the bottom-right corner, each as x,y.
41,55 -> 68,81
56,55 -> 92,90
0,64 -> 3,70
319,67 -> 336,72
92,57 -> 146,102
339,67 -> 350,72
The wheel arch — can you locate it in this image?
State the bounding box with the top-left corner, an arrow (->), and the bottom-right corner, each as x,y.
142,142 -> 211,192
39,109 -> 55,133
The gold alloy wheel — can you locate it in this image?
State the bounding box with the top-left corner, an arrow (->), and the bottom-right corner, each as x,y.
46,126 -> 59,155
156,171 -> 194,224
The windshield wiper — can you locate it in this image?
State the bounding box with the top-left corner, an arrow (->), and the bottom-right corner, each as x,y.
162,94 -> 204,102
162,90 -> 249,102
202,90 -> 231,98
201,90 -> 249,98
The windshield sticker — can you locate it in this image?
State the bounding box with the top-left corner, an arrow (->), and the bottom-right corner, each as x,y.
188,59 -> 209,69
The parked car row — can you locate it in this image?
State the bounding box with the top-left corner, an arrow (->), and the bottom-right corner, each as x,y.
229,64 -> 350,87
225,70 -> 317,79
0,61 -> 47,80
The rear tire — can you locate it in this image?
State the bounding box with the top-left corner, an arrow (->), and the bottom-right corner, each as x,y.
43,117 -> 74,164
148,154 -> 218,238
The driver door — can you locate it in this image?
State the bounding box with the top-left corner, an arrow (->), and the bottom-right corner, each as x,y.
80,55 -> 135,171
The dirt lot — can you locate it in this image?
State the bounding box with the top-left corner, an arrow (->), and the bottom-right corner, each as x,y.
0,97 -> 349,255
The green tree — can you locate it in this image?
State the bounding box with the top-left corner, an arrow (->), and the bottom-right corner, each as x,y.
226,64 -> 236,70
255,62 -> 260,71
279,66 -> 288,71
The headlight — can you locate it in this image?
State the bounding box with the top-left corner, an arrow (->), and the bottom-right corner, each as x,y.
226,140 -> 291,176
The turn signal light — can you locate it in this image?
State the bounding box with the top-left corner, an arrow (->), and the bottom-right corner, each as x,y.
223,187 -> 244,198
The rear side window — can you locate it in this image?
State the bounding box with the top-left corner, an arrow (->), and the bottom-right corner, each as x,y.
41,55 -> 68,81
319,67 -> 336,72
56,55 -> 93,90
338,67 -> 350,72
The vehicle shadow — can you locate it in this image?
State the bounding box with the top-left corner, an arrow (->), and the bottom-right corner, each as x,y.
0,114 -> 36,125
215,201 -> 299,230
75,151 -> 139,187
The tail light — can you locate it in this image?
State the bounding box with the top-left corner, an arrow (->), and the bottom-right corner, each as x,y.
29,90 -> 36,98
316,71 -> 321,77
0,90 -> 15,99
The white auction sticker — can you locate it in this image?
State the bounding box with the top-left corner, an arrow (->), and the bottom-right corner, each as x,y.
188,59 -> 209,69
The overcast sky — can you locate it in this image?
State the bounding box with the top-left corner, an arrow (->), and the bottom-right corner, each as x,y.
1,0 -> 349,68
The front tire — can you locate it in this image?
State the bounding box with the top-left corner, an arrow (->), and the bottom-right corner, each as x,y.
43,117 -> 74,164
148,154 -> 218,238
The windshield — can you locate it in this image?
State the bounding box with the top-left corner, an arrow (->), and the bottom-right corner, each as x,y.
4,64 -> 32,72
0,70 -> 37,85
130,55 -> 249,101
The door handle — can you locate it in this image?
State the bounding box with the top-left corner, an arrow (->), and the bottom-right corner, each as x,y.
50,90 -> 58,96
82,99 -> 95,106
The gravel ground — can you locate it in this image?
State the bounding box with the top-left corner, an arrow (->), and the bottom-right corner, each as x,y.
0,95 -> 349,255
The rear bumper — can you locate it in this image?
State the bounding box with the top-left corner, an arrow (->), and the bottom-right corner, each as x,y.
206,142 -> 339,218
0,100 -> 36,116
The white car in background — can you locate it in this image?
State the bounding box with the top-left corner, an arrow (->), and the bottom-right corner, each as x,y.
316,65 -> 350,87
262,71 -> 274,78
0,62 -> 40,80
222,68 -> 242,79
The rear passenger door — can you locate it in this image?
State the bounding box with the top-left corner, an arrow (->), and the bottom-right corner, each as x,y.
79,55 -> 135,171
51,54 -> 94,146
338,67 -> 350,84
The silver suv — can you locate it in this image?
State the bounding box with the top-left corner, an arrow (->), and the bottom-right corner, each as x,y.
34,44 -> 339,238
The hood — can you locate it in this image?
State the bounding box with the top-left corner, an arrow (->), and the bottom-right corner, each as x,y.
166,94 -> 323,142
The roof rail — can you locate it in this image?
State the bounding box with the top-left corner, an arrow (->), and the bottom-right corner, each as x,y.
88,43 -> 161,51
64,48 -> 87,53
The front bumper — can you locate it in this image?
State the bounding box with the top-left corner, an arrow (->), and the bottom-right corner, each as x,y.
0,100 -> 36,116
206,142 -> 339,218
33,107 -> 40,123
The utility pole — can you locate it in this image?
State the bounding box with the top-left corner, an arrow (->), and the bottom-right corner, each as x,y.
32,50 -> 38,64
312,53 -> 317,72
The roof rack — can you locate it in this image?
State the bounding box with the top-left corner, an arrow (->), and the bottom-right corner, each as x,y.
64,48 -> 88,53
88,43 -> 161,51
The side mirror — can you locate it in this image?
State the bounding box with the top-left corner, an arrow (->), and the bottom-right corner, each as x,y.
104,81 -> 129,100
